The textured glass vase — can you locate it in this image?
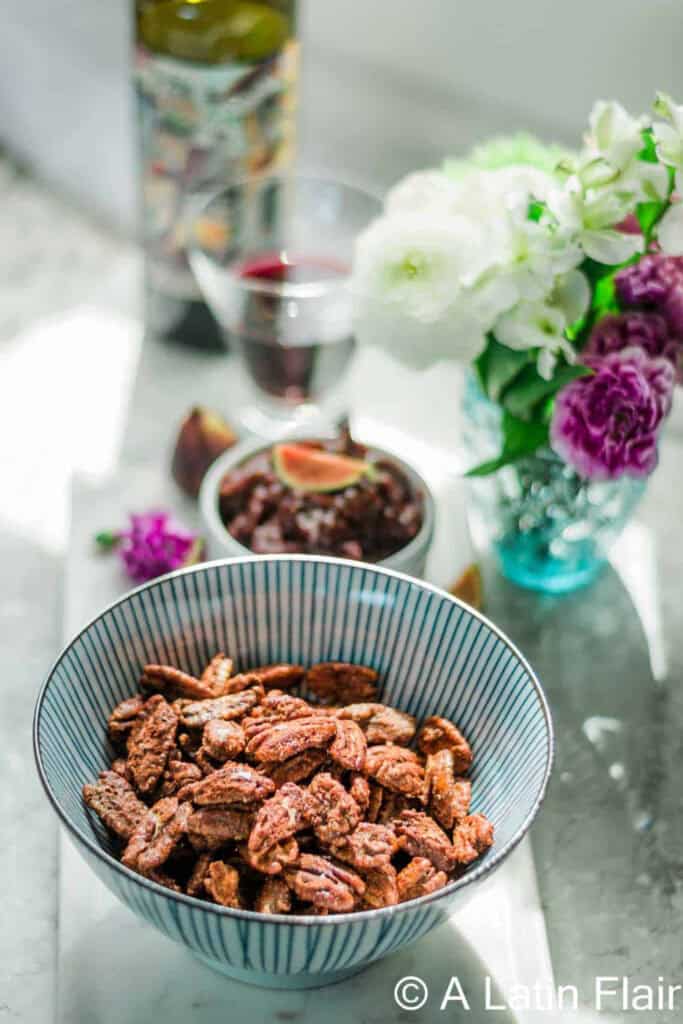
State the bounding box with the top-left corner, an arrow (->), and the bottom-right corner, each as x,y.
462,375 -> 646,594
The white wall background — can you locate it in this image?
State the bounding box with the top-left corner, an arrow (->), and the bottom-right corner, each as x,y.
1,0 -> 682,229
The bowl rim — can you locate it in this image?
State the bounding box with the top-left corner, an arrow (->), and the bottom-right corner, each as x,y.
33,553 -> 554,929
198,436 -> 436,569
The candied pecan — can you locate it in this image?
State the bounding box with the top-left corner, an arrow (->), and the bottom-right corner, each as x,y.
366,782 -> 384,823
180,687 -> 263,729
205,861 -> 242,907
187,852 -> 212,897
376,791 -> 419,826
328,718 -> 366,772
264,749 -> 328,787
187,807 -> 253,850
364,745 -> 426,801
417,716 -> 472,773
142,664 -> 217,701
255,877 -> 292,915
241,838 -> 299,875
425,749 -> 472,830
396,857 -> 448,902
159,758 -> 202,797
202,719 -> 246,761
111,757 -> 132,781
349,773 -> 370,813
200,654 -> 234,695
248,783 -> 309,857
126,695 -> 178,795
242,691 -> 314,730
108,695 -> 146,744
338,703 -> 416,746
362,865 -> 399,909
190,761 -> 276,807
452,814 -> 494,865
235,664 -> 305,690
395,810 -> 457,873
330,822 -> 398,870
305,774 -> 361,846
306,662 -> 378,703
82,770 -> 147,840
246,717 -> 336,764
126,798 -> 192,875
285,855 -> 365,913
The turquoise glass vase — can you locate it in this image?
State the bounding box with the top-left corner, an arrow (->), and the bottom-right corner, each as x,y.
462,375 -> 646,594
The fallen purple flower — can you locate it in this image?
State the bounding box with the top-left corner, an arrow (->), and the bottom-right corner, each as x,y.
95,511 -> 203,583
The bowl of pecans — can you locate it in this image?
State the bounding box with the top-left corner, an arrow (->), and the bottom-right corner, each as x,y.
34,555 -> 553,989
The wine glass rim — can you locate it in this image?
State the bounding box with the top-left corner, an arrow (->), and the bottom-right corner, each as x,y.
190,172 -> 383,299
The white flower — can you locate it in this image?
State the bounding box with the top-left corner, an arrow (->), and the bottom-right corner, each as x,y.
657,202 -> 683,254
587,100 -> 645,172
351,210 -> 492,368
493,269 -> 589,379
385,170 -> 461,215
652,91 -> 683,193
547,179 -> 644,264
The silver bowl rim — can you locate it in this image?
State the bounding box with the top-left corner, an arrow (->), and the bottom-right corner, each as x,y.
33,553 -> 554,929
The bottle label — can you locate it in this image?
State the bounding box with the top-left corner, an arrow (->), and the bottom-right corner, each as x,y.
135,41 -> 298,300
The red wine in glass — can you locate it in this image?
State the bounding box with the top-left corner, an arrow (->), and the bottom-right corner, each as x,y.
230,252 -> 355,403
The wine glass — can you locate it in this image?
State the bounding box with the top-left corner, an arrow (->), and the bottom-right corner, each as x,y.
188,173 -> 381,439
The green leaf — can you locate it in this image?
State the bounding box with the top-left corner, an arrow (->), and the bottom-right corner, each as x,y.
638,129 -> 658,164
475,337 -> 532,402
94,530 -> 120,551
465,411 -> 549,477
637,199 -> 665,238
502,362 -> 593,419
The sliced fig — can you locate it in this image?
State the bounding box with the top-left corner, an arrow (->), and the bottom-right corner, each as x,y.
272,443 -> 374,494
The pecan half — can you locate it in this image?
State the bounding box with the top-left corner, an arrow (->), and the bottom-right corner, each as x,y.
180,687 -> 263,729
328,718 -> 367,772
264,749 -> 327,787
246,717 -> 336,764
376,791 -> 419,826
241,837 -> 299,875
200,654 -> 235,695
142,664 -> 217,701
366,782 -> 384,823
284,854 -> 365,913
425,749 -> 472,830
205,861 -> 242,907
248,783 -> 309,857
235,664 -> 305,690
159,758 -> 202,797
395,810 -> 457,873
82,770 -> 147,840
187,807 -> 254,850
363,865 -> 399,909
126,695 -> 178,795
242,691 -> 315,730
187,852 -> 212,897
305,773 -> 361,846
364,745 -> 426,802
417,716 -> 472,774
348,773 -> 370,813
338,703 -> 416,746
108,695 -> 146,744
190,761 -> 276,807
306,662 -> 378,704
452,814 -> 494,865
255,877 -> 292,914
123,798 -> 192,874
202,719 -> 246,761
330,822 -> 398,870
396,857 -> 449,902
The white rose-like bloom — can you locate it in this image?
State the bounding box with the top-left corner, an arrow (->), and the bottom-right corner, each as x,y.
352,210 -> 494,368
385,170 -> 462,215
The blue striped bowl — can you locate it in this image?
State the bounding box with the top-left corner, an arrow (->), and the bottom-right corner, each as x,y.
34,555 -> 553,989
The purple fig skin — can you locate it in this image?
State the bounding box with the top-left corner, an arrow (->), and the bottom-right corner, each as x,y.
171,407 -> 238,499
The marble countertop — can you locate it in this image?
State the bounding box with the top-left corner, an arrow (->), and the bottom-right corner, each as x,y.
3,157 -> 683,1021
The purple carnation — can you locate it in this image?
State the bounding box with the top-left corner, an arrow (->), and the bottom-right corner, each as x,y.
615,255 -> 683,375
551,347 -> 674,481
584,312 -> 681,368
97,511 -> 203,583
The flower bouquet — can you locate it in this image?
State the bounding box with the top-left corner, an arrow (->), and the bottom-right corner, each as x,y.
352,95 -> 683,592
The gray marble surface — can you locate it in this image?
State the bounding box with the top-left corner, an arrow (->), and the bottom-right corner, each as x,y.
2,158 -> 683,1022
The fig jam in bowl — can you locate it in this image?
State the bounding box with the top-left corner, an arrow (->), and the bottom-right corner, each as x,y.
199,434 -> 435,578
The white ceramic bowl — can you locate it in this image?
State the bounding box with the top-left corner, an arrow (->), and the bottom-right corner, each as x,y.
199,438 -> 436,578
